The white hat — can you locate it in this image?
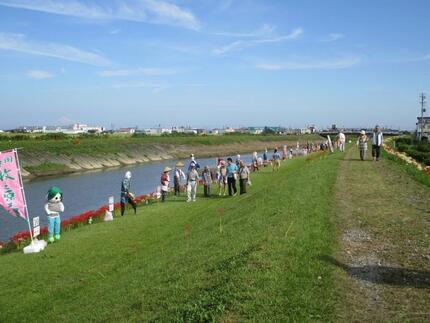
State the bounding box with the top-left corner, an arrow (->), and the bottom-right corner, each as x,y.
125,171 -> 132,179
360,130 -> 366,135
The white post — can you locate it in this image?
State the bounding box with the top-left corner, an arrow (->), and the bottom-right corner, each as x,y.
14,149 -> 33,243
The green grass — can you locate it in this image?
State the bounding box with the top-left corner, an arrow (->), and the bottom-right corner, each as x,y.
382,150 -> 430,187
25,162 -> 71,175
0,133 -> 322,156
0,150 -> 341,322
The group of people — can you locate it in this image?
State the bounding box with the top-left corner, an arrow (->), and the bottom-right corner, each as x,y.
334,126 -> 384,161
356,125 -> 384,161
119,147 -> 292,215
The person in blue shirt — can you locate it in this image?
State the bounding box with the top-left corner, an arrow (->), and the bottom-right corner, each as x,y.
263,148 -> 268,167
226,157 -> 238,196
273,148 -> 281,172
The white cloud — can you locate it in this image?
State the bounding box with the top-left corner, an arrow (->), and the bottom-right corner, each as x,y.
212,27 -> 303,55
212,24 -> 276,38
256,56 -> 361,70
0,0 -> 200,30
27,70 -> 54,79
0,33 -> 110,66
321,33 -> 345,42
109,28 -> 121,35
99,67 -> 177,77
112,81 -> 168,93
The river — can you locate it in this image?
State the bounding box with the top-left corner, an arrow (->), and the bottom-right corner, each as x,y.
0,153 -> 257,242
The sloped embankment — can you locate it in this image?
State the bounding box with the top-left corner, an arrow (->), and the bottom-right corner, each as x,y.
19,140 -> 312,178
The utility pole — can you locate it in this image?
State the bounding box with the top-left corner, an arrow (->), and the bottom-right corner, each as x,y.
418,93 -> 426,141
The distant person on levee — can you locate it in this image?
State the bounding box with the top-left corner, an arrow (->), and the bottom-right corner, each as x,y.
120,171 -> 137,216
357,130 -> 369,161
188,154 -> 200,171
372,125 -> 384,161
272,148 -> 281,172
338,130 -> 346,152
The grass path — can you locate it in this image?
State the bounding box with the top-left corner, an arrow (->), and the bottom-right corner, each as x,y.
0,151 -> 341,322
331,146 -> 430,322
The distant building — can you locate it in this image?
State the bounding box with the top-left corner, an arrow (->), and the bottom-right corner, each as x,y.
117,128 -> 136,135
416,117 -> 430,141
71,123 -> 105,134
224,127 -> 236,134
144,128 -> 172,135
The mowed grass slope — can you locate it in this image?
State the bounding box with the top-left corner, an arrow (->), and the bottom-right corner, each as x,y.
0,151 -> 341,322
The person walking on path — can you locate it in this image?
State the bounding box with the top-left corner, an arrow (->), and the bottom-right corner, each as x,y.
120,171 -> 137,216
187,164 -> 199,202
160,167 -> 171,202
202,166 -> 213,197
338,130 -> 346,152
226,157 -> 238,196
272,148 -> 281,172
173,162 -> 186,197
372,125 -> 384,161
238,161 -> 250,195
357,130 -> 369,161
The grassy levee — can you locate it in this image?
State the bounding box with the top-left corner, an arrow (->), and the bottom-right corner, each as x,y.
0,151 -> 341,322
0,134 -> 322,156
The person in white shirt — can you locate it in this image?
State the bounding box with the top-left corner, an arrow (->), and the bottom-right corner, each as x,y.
338,130 -> 346,152
372,125 -> 384,161
187,164 -> 199,202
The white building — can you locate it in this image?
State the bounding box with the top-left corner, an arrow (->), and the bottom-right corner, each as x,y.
72,123 -> 105,133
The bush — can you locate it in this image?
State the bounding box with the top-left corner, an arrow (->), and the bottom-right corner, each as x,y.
395,136 -> 430,166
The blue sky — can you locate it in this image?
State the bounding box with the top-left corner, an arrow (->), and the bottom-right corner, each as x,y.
0,0 -> 429,130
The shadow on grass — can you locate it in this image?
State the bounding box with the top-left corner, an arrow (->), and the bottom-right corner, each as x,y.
319,255 -> 430,289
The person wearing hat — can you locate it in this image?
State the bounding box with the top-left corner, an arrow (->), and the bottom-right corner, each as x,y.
188,153 -> 200,171
187,163 -> 199,202
120,171 -> 137,216
357,130 -> 369,161
371,125 -> 384,161
160,166 -> 172,202
173,162 -> 186,197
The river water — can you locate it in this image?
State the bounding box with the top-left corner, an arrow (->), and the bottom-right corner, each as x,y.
0,153 -> 257,242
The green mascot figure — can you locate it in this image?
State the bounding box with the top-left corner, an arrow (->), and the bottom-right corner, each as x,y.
44,186 -> 64,243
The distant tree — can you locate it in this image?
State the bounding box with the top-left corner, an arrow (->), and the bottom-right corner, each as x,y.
262,126 -> 276,135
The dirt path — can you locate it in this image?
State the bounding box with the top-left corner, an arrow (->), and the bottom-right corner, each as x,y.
330,146 -> 430,322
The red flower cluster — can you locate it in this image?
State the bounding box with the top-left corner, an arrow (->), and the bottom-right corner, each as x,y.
7,194 -> 150,245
